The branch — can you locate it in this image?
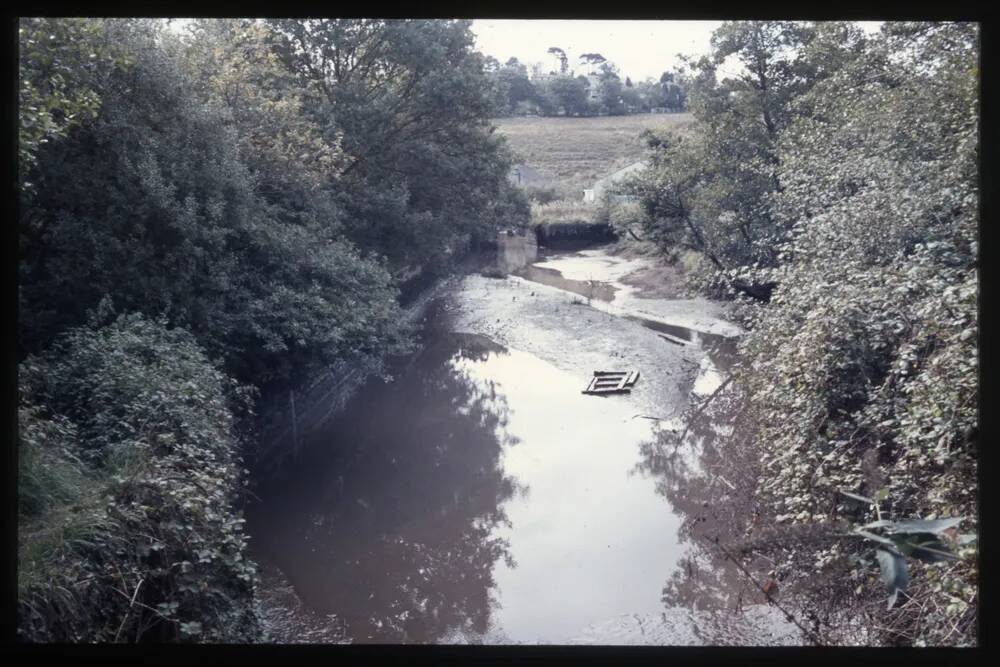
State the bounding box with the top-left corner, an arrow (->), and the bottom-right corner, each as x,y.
704,536 -> 823,646
113,578 -> 144,643
675,374 -> 734,445
626,226 -> 646,242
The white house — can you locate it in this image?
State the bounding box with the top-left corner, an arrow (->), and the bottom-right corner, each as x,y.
583,161 -> 647,203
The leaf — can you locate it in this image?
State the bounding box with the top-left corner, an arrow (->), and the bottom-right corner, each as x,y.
897,534 -> 959,562
875,548 -> 908,610
156,601 -> 179,616
854,529 -> 897,547
179,621 -> 202,636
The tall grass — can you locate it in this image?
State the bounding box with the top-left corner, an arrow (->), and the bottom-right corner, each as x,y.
530,200 -> 595,226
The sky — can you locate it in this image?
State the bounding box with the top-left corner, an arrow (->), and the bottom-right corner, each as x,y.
471,20 -> 884,82
470,20 -> 723,82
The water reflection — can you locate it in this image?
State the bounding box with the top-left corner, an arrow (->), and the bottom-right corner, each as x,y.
465,345 -> 682,643
248,332 -> 520,643
249,312 -> 689,644
632,353 -> 765,617
513,264 -> 619,302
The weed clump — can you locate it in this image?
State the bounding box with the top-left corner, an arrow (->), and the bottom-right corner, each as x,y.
18,312 -> 261,642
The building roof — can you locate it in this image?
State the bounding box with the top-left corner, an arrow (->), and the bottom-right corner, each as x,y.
593,161 -> 647,190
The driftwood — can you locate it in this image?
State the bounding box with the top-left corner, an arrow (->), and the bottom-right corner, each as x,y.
658,332 -> 689,346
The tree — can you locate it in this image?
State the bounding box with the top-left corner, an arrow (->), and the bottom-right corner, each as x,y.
709,21 -> 818,137
17,18 -> 132,192
488,56 -> 537,115
734,23 -> 979,645
20,19 -> 407,387
638,21 -> 979,646
16,16 -> 536,646
621,83 -> 643,112
267,19 -> 527,271
596,74 -> 625,115
538,74 -> 589,116
632,21 -> 849,300
547,46 -> 568,75
661,82 -> 684,111
578,52 -> 606,75
179,19 -> 345,229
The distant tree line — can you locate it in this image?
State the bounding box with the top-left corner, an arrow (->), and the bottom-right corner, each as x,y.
484,51 -> 687,117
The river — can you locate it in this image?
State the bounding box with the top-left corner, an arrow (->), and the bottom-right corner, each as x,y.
246,244 -> 803,645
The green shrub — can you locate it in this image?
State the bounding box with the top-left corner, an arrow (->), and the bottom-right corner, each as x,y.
525,186 -> 559,205
17,403 -> 87,519
19,20 -> 408,389
18,313 -> 261,642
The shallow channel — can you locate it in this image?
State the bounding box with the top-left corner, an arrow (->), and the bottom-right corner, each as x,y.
245,247 -> 794,645
248,310 -> 688,643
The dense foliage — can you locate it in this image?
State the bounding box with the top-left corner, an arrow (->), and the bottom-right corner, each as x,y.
265,19 -> 528,273
18,18 -> 130,190
625,22 -> 871,300
638,21 -> 979,646
18,17 -> 526,642
18,314 -> 259,642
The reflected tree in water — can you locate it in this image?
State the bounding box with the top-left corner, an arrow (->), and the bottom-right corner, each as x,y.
633,381 -> 765,614
636,377 -> 857,643
248,333 -> 521,642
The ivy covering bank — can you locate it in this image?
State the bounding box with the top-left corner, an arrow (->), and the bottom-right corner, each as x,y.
627,22 -> 978,646
19,314 -> 260,641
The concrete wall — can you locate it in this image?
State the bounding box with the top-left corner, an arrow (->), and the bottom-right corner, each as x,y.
255,273 -> 459,472
535,222 -> 616,247
496,232 -> 539,273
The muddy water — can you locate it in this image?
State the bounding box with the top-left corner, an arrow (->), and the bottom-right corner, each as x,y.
513,265 -> 619,303
248,315 -> 685,644
247,248 -> 798,645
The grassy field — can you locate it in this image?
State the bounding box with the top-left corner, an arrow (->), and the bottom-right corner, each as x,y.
493,113 -> 694,198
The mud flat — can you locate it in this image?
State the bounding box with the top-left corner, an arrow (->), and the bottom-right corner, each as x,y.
445,272 -> 702,421
532,246 -> 743,339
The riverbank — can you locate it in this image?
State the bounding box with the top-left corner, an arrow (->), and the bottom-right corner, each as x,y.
255,561 -> 349,643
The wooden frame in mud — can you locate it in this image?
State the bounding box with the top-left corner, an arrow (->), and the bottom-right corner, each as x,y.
582,370 -> 640,394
